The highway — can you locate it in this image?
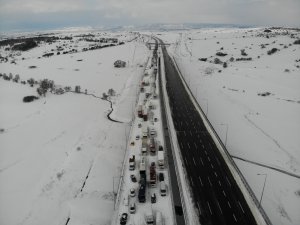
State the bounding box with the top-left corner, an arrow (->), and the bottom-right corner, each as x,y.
159,40 -> 258,225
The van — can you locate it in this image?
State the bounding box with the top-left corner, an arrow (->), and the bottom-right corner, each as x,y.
160,181 -> 167,196
156,211 -> 164,225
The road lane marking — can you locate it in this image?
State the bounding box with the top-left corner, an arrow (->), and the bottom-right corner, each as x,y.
208,156 -> 211,162
222,190 -> 227,197
197,202 -> 202,215
200,157 -> 204,166
211,163 -> 214,169
238,201 -> 245,214
207,201 -> 213,215
218,180 -> 222,186
190,177 -> 194,186
214,172 -> 218,177
194,143 -> 197,149
226,176 -> 232,187
198,176 -> 203,186
233,213 -> 237,222
208,176 -> 212,186
228,201 -> 232,208
187,142 -> 190,149
217,201 -> 223,214
193,157 -> 196,166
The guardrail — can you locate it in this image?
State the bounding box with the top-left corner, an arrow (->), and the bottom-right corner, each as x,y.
172,56 -> 272,225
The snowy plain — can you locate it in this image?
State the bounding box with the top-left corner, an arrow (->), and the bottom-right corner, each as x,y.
0,31 -> 150,225
157,27 -> 300,225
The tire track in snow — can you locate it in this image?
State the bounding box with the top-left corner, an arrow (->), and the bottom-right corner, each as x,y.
244,114 -> 300,173
232,155 -> 300,179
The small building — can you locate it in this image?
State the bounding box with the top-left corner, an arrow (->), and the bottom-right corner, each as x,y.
114,60 -> 126,68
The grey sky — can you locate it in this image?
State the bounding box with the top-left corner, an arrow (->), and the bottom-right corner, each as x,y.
0,0 -> 299,31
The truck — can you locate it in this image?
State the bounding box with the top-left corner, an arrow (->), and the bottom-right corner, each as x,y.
139,156 -> 146,175
129,155 -> 135,171
149,162 -> 157,187
157,148 -> 164,169
138,166 -> 147,203
137,105 -> 143,118
142,123 -> 148,138
149,138 -> 156,155
143,107 -> 148,121
138,182 -> 146,203
142,138 -> 148,154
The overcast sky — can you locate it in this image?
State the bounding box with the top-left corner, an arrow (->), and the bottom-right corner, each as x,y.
0,0 -> 299,31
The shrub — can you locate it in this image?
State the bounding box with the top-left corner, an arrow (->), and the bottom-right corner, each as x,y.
223,62 -> 228,68
267,48 -> 278,55
229,57 -> 234,62
241,49 -> 248,56
214,58 -> 222,64
199,58 -> 207,62
23,96 -> 38,102
12,40 -> 37,51
293,39 -> 300,45
216,52 -> 227,57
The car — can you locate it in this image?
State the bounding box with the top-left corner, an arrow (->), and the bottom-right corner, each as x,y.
129,203 -> 136,214
135,135 -> 140,140
130,188 -> 135,197
159,145 -> 163,151
154,118 -> 158,122
138,123 -> 142,128
120,213 -> 128,225
158,173 -> 164,182
130,174 -> 137,183
151,193 -> 156,203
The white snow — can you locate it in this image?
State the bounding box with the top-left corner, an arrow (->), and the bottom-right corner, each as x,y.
0,32 -> 149,225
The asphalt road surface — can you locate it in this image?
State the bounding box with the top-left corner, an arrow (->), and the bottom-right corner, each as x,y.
159,39 -> 258,225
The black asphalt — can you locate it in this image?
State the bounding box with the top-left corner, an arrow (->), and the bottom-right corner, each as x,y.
156,42 -> 186,225
159,39 -> 258,225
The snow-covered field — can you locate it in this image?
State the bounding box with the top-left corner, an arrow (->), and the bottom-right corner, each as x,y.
158,27 -> 300,225
0,31 -> 150,225
1,27 -> 300,225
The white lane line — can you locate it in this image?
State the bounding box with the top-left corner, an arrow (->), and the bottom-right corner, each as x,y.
185,157 -> 188,165
214,172 -> 218,177
202,145 -> 205,149
200,157 -> 204,166
233,213 -> 237,222
226,176 -> 231,187
198,176 -> 203,186
227,201 -> 232,208
208,176 -> 212,186
218,180 -> 222,186
207,201 -> 213,215
222,190 -> 227,197
217,200 -> 223,214
194,143 -> 198,149
211,163 -> 214,169
193,157 -> 196,166
197,202 -> 202,215
238,201 -> 245,214
187,142 -> 190,149
190,177 -> 194,186
208,156 -> 211,162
